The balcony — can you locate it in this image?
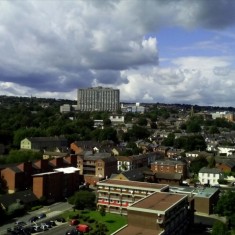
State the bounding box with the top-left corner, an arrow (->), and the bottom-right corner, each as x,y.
109,195 -> 121,200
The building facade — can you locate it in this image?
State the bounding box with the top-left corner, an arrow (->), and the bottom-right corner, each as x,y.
77,87 -> 120,112
96,179 -> 169,215
114,192 -> 190,235
198,167 -> 224,186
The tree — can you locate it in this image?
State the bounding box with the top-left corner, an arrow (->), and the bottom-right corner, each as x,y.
137,117 -> 147,126
129,125 -> 150,141
103,118 -> 111,127
208,157 -> 216,168
7,200 -> 25,217
68,191 -> 96,210
99,205 -> 106,217
189,156 -> 208,174
215,190 -> 235,216
209,126 -> 220,134
6,150 -> 42,164
211,220 -> 228,235
162,133 -> 175,146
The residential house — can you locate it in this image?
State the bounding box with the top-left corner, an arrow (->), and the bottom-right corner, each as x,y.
198,167 -> 224,186
77,151 -> 117,185
20,136 -> 68,151
70,141 -> 104,155
155,146 -> 170,157
151,159 -> 187,179
116,153 -> 161,173
166,148 -> 184,158
215,158 -> 235,173
111,167 -> 151,182
43,151 -> 69,160
109,115 -> 125,126
217,146 -> 235,156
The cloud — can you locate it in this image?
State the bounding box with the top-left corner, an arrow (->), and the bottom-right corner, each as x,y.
0,0 -> 235,106
118,56 -> 235,107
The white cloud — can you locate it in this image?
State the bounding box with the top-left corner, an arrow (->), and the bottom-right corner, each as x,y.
0,0 -> 235,106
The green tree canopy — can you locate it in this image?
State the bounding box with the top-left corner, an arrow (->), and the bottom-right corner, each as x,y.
162,133 -> 175,147
211,220 -> 228,235
68,190 -> 96,210
215,190 -> 235,217
5,150 -> 42,164
189,156 -> 208,174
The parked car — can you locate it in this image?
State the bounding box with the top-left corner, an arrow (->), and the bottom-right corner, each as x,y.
44,220 -> 56,227
65,229 -> 83,235
37,213 -> 46,219
40,223 -> 49,231
70,219 -> 79,226
32,225 -> 42,233
28,216 -> 38,223
56,217 -> 66,223
15,221 -> 26,226
76,224 -> 89,233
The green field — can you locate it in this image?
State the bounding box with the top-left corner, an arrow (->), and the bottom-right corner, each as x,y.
61,209 -> 127,234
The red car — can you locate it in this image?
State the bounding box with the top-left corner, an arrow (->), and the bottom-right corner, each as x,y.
76,224 -> 89,233
70,219 -> 79,226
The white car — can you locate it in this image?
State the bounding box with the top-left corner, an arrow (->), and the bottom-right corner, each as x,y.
40,223 -> 49,231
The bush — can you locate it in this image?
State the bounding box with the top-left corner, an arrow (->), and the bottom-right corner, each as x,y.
30,205 -> 43,211
83,215 -> 90,221
88,218 -> 95,223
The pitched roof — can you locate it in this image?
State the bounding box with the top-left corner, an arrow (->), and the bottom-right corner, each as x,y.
199,167 -> 222,174
216,159 -> 235,168
117,167 -> 150,181
154,172 -> 182,180
26,136 -> 67,142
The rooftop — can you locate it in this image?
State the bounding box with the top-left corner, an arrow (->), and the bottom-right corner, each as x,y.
129,192 -> 187,213
97,179 -> 168,192
54,167 -> 79,174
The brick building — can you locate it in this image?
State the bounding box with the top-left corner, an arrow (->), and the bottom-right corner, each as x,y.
97,179 -> 169,215
151,160 -> 187,179
77,152 -> 117,185
32,167 -> 81,202
114,192 -> 191,235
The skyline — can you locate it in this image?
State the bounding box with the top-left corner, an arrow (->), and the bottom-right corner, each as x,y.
1,0 -> 235,107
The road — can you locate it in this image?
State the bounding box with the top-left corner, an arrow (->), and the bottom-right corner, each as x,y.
0,202 -> 73,235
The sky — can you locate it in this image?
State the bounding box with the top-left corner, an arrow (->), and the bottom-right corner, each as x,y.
1,0 -> 235,107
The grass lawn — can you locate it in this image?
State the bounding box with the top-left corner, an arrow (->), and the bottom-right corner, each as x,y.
61,209 -> 127,234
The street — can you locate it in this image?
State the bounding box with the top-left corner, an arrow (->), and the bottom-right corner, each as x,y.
0,202 -> 73,235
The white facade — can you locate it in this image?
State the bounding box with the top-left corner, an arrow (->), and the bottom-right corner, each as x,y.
109,115 -> 125,125
198,167 -> 224,186
60,104 -> 71,113
217,146 -> 235,156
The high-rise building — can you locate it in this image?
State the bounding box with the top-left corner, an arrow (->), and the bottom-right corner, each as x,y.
77,86 -> 120,111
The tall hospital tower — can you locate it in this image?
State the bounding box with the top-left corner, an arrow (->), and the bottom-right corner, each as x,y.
77,87 -> 120,112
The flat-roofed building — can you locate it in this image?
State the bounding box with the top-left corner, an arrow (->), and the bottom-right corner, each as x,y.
193,187 -> 220,215
77,86 -> 120,112
97,179 -> 169,215
169,185 -> 219,215
114,192 -> 190,235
